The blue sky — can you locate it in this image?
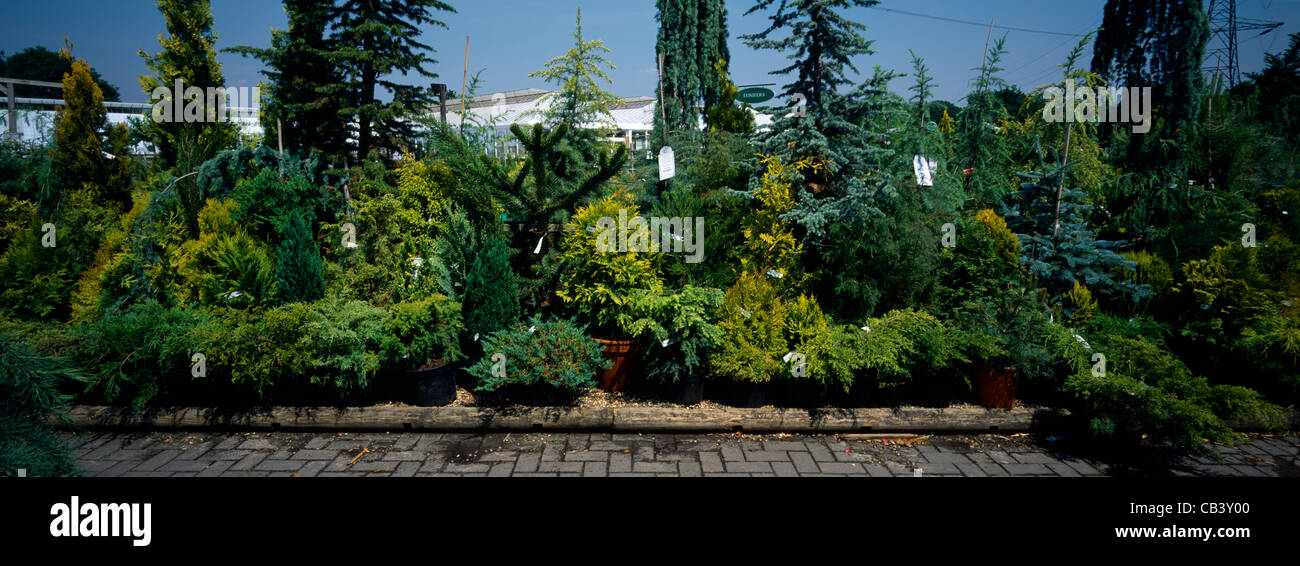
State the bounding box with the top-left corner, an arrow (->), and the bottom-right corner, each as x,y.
3,0 -> 1299,104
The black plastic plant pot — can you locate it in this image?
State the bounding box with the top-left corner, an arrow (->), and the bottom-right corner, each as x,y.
413,362 -> 459,406
729,381 -> 767,408
669,374 -> 705,405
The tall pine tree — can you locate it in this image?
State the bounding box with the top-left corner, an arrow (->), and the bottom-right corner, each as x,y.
529,7 -> 623,133
743,0 -> 894,242
327,0 -> 455,160
227,0 -> 349,164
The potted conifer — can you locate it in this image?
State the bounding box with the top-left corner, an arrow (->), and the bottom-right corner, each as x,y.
383,294 -> 465,406
556,193 -> 665,392
622,286 -> 725,404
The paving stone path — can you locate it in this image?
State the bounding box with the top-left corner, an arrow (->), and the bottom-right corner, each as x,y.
66,431 -> 1300,477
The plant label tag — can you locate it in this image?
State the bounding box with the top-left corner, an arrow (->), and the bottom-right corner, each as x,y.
737,306 -> 751,319
658,146 -> 675,180
586,226 -> 597,233
765,269 -> 783,279
528,326 -> 536,333
533,234 -> 545,254
661,338 -> 671,348
473,333 -> 480,342
860,326 -> 871,332
782,351 -> 795,363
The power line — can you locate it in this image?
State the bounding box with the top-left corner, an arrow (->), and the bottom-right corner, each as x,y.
868,6 -> 1088,37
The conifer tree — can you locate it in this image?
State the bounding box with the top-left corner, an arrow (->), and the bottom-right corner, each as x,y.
227,0 -> 348,164
274,210 -> 325,304
529,7 -> 623,133
52,48 -> 131,209
705,59 -> 754,135
1091,0 -> 1210,134
1001,163 -> 1150,305
327,0 -> 455,159
138,0 -> 238,170
958,34 -> 1012,204
462,235 -> 520,338
652,0 -> 731,145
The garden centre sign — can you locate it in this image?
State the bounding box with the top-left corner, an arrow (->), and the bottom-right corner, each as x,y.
737,87 -> 775,104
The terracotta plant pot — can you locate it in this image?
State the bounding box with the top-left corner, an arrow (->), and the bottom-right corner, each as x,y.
973,365 -> 1017,409
594,338 -> 639,392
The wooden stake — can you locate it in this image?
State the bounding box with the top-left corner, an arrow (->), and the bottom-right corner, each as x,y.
460,36 -> 469,137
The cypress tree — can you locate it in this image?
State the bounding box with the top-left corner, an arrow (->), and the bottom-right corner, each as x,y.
274,210 -> 325,304
462,235 -> 520,338
1091,0 -> 1210,134
652,0 -> 731,146
52,48 -> 131,209
327,0 -> 455,160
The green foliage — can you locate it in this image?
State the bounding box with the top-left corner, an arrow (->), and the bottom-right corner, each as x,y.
854,309 -> 962,384
172,199 -> 277,309
468,316 -> 608,394
0,333 -> 89,476
274,210 -> 325,305
462,235 -> 521,338
783,294 -> 862,393
937,209 -> 1023,313
953,284 -> 1063,381
73,300 -> 207,412
382,294 -> 464,370
202,298 -> 390,396
1002,165 -> 1151,304
229,168 -> 328,241
712,272 -> 787,383
1064,319 -> 1286,454
621,285 -> 725,383
704,60 -> 753,134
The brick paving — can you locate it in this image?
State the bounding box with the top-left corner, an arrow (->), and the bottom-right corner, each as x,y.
64,431 -> 1300,477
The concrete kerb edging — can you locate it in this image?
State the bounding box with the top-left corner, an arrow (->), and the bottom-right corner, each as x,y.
57,405 -> 1074,434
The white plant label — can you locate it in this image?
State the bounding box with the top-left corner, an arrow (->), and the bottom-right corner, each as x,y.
766,269 -> 784,279
658,146 -> 675,181
533,234 -> 545,254
473,333 -> 480,342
